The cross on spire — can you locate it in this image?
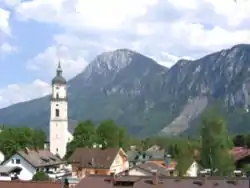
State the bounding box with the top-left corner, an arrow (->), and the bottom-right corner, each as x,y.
56,60 -> 62,76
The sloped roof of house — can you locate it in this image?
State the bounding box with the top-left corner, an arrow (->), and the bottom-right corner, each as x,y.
17,148 -> 62,168
127,151 -> 138,161
130,162 -> 170,176
162,160 -> 177,170
68,148 -> 124,169
231,147 -> 250,161
0,181 -> 61,188
145,150 -> 165,160
75,174 -> 250,188
128,150 -> 165,162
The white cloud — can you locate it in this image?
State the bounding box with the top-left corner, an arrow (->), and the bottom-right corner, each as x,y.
0,79 -> 50,108
26,45 -> 88,79
204,0 -> 250,26
0,0 -> 21,7
0,42 -> 16,54
1,0 -> 250,108
15,0 -> 158,31
0,8 -> 10,34
15,0 -> 250,69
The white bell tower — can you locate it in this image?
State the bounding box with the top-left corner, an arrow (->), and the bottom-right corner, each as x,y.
49,61 -> 69,158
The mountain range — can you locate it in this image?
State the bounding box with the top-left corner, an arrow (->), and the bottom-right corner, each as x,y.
1,44 -> 250,137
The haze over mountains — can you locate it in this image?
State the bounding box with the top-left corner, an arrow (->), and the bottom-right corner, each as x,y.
1,44 -> 250,137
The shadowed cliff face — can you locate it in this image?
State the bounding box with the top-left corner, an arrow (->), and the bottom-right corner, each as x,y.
1,45 -> 250,137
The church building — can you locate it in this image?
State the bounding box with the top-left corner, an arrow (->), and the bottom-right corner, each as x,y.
49,62 -> 73,158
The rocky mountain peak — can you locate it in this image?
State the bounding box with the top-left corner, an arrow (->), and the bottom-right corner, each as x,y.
2,44 -> 250,137
83,49 -> 136,77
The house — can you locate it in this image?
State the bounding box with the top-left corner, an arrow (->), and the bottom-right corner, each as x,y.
68,148 -> 129,178
1,148 -> 63,180
232,147 -> 250,170
162,160 -> 177,176
0,151 -> 4,163
0,165 -> 22,180
119,162 -> 170,176
0,180 -> 63,188
127,149 -> 166,167
75,174 -> 250,188
184,161 -> 200,177
146,145 -> 161,152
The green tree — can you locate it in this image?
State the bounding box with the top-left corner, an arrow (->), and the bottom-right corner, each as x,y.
73,120 -> 96,146
0,127 -> 46,158
245,134 -> 250,148
32,129 -> 47,149
32,171 -> 50,181
118,127 -> 129,150
175,143 -> 193,176
65,120 -> 96,159
200,107 -> 235,176
96,120 -> 120,148
96,120 -> 129,148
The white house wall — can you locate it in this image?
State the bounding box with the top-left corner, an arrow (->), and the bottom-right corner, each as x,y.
127,168 -> 152,176
2,154 -> 36,180
0,151 -> 4,163
110,153 -> 129,174
186,162 -> 198,177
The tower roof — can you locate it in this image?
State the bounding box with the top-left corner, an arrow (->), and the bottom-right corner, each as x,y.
52,61 -> 67,85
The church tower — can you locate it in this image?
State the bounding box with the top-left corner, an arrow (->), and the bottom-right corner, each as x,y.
49,61 -> 68,158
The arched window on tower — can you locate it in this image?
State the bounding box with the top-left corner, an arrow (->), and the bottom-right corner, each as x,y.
55,109 -> 60,117
56,93 -> 59,99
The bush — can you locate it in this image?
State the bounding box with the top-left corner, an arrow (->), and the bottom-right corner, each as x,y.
32,171 -> 50,181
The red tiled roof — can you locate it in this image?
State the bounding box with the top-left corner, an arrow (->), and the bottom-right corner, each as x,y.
134,162 -> 170,176
75,174 -> 250,188
17,149 -> 62,167
163,161 -> 177,170
231,147 -> 250,161
68,148 -> 120,169
0,181 -> 62,188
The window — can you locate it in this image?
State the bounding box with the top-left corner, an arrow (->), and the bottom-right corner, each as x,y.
56,93 -> 59,99
11,159 -> 14,164
55,109 -> 60,117
16,159 -> 21,164
56,148 -> 59,152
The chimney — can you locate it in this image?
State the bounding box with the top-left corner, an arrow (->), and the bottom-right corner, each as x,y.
152,171 -> 158,185
124,170 -> 129,176
63,178 -> 69,188
24,147 -> 29,154
110,172 -> 116,184
203,176 -> 207,185
35,146 -> 39,152
91,158 -> 95,167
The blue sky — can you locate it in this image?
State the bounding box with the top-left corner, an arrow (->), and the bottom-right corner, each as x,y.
0,0 -> 250,108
